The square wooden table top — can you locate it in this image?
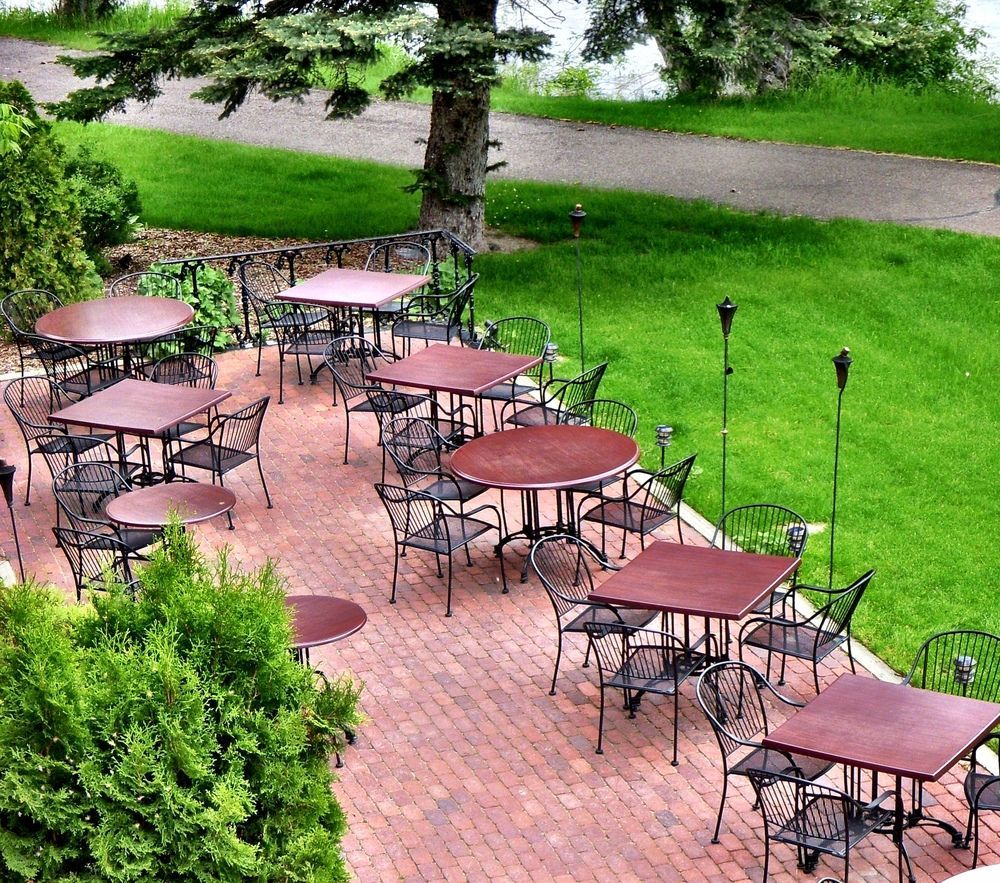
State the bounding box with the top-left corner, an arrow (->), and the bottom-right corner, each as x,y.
366,344 -> 543,397
587,541 -> 801,620
50,379 -> 231,437
764,673 -> 1000,781
275,267 -> 431,310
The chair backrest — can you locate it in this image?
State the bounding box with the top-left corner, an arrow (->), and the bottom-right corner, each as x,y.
582,621 -> 691,688
382,417 -> 448,487
35,433 -> 122,482
559,398 -> 638,438
807,569 -> 876,647
374,482 -> 441,541
107,271 -> 181,299
697,661 -> 799,761
442,274 -> 477,328
52,525 -> 135,601
210,396 -> 270,456
4,376 -> 77,443
135,325 -> 220,367
477,316 -> 549,365
745,767 -> 841,842
324,336 -> 393,404
240,260 -> 291,305
904,630 -> 1000,702
528,534 -> 606,619
365,241 -> 431,275
711,504 -> 809,559
365,388 -> 464,440
631,453 -> 697,514
550,362 -> 608,414
1,288 -> 62,336
52,461 -> 132,533
150,352 -> 219,389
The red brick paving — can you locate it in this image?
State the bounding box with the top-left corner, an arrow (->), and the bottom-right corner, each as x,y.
2,345 -> 997,882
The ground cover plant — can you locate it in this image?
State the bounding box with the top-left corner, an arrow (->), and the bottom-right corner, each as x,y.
0,523 -> 360,882
54,121 -> 999,675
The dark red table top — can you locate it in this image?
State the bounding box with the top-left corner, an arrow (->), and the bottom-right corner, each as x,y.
105,483 -> 237,528
764,674 -> 1000,781
50,379 -> 231,436
587,541 -> 801,619
449,425 -> 639,491
366,344 -> 542,397
35,296 -> 194,345
275,267 -> 430,309
284,595 -> 368,649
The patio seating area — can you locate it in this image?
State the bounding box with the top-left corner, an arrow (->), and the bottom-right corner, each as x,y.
3,338 -> 999,882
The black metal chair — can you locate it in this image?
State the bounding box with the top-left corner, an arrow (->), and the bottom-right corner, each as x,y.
500,362 -> 607,428
712,504 -> 809,614
25,333 -> 127,399
374,482 -> 506,617
391,273 -> 478,355
902,629 -> 1000,866
149,352 -> 220,447
106,270 -> 181,299
582,620 -> 707,763
745,766 -> 896,883
52,525 -> 138,602
324,335 -> 421,464
528,534 -> 659,696
366,240 -> 432,326
577,453 -> 697,558
381,416 -> 487,508
0,288 -> 64,377
739,569 -> 876,693
558,397 -> 638,493
164,396 -> 273,527
52,462 -> 160,558
696,660 -> 835,844
35,432 -> 138,510
132,324 -> 219,378
475,316 -> 550,410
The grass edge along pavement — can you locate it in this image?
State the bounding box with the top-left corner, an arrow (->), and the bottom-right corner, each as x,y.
54,120 -> 1000,676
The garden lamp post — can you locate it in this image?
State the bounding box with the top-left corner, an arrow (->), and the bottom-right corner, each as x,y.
570,204 -> 587,373
0,460 -> 23,582
656,425 -> 673,470
716,296 -> 738,520
544,341 -> 559,382
829,346 -> 852,589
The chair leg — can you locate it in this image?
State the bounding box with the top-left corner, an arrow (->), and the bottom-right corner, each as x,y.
594,681 -> 606,754
389,545 -> 400,604
676,512 -> 684,544
549,631 -> 564,695
342,410 -> 351,465
445,553 -> 454,617
277,352 -> 285,405
671,689 -> 679,766
711,776 -> 729,843
23,454 -> 33,506
255,456 -> 273,508
255,339 -> 263,376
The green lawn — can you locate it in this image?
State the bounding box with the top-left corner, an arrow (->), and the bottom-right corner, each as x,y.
56,122 -> 1000,674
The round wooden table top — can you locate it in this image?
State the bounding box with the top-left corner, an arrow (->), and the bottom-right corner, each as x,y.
284,595 -> 368,650
449,425 -> 640,491
35,296 -> 194,345
104,483 -> 237,528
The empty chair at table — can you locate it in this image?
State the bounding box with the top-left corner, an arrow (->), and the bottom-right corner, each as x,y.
476,316 -> 550,422
559,398 -> 638,497
528,534 -> 659,696
149,352 -> 221,458
500,362 -> 607,428
374,482 -> 506,617
739,569 -> 875,693
696,660 -> 834,844
391,274 -> 478,356
582,620 -> 708,763
52,525 -> 138,602
24,333 -> 127,399
133,325 -> 219,378
745,766 -> 896,883
36,431 -> 139,509
107,270 -> 182,299
0,288 -> 64,378
164,396 -> 272,528
366,240 -> 432,327
577,453 -> 696,559
902,629 -> 1000,866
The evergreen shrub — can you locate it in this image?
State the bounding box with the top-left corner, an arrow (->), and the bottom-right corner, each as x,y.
145,262 -> 241,349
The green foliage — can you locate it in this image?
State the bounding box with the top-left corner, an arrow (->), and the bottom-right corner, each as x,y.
145,262 -> 239,349
65,146 -> 142,271
0,102 -> 33,156
0,526 -> 359,882
0,81 -> 101,311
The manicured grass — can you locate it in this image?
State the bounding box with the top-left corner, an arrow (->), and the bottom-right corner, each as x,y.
57,122 -> 1000,674
0,1 -> 187,50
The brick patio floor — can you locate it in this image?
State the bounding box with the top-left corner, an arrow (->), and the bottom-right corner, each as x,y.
3,345 -> 997,883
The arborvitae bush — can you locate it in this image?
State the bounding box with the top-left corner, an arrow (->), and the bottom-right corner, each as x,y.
0,80 -> 102,310
0,525 -> 360,882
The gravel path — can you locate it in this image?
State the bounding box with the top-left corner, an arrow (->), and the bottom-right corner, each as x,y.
3,36 -> 1000,236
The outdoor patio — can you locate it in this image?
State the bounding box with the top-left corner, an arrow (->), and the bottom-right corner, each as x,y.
3,343 -> 996,883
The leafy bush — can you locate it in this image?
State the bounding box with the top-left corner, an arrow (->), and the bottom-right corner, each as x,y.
0,525 -> 360,882
0,80 -> 101,314
144,262 -> 240,349
66,146 -> 142,272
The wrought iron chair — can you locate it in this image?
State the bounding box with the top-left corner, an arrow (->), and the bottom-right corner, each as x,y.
391,273 -> 478,355
165,396 -> 273,527
25,333 -> 127,399
696,660 -> 835,844
528,534 -> 659,696
712,504 -> 809,614
745,766 -> 896,883
35,432 -> 138,513
500,362 -> 607,428
475,316 -> 550,411
106,270 -> 182,299
365,240 -> 432,327
149,352 -> 220,445
132,325 -> 219,378
902,629 -> 1000,865
577,453 -> 697,559
374,482 -> 506,617
324,335 -> 421,464
582,620 -> 708,763
52,462 -> 160,558
559,397 -> 638,495
52,525 -> 138,602
381,417 -> 487,508
738,569 -> 876,693
0,288 -> 64,377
